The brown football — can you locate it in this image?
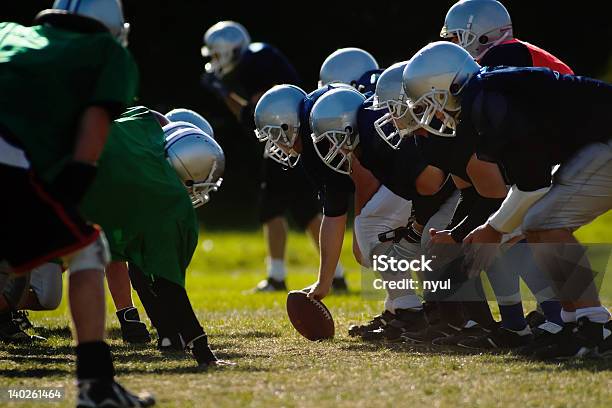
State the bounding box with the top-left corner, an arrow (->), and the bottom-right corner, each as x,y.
286,290 -> 334,341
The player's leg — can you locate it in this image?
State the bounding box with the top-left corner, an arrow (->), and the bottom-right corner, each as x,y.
106,261 -> 151,344
523,141 -> 612,359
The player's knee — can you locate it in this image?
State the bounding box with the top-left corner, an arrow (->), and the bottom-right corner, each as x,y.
66,233 -> 110,275
37,286 -> 62,310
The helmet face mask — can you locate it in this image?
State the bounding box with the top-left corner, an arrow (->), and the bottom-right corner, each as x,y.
407,91 -> 458,138
256,125 -> 300,167
311,129 -> 358,175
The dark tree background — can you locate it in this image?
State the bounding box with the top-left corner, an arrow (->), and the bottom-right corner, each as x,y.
4,1 -> 611,229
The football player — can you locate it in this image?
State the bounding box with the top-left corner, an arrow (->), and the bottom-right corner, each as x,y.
200,21 -> 341,292
66,106 -> 230,368
401,41 -> 612,358
318,47 -> 382,93
0,1 -> 154,406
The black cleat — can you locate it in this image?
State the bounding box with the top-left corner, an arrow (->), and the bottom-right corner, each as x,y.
0,312 -> 45,343
12,310 -> 34,330
116,307 -> 151,344
516,321 -> 565,356
431,321 -> 492,346
252,278 -> 287,292
525,310 -> 546,329
348,310 -> 395,337
76,379 -> 155,407
594,320 -> 612,358
332,277 -> 349,292
533,317 -> 605,360
401,322 -> 462,344
362,308 -> 427,342
458,325 -> 533,350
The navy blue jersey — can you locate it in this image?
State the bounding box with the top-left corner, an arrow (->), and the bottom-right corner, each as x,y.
460,66 -> 612,191
298,84 -> 355,216
415,132 -> 472,182
222,43 -> 300,100
357,98 -> 427,201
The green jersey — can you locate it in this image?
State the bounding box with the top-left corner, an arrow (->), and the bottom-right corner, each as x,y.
0,22 -> 138,175
79,107 -> 198,287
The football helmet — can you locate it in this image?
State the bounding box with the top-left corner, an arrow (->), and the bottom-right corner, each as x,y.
440,0 -> 513,60
254,85 -> 307,167
309,87 -> 366,174
402,42 -> 480,137
369,61 -> 419,149
51,0 -> 130,46
166,108 -> 214,139
201,21 -> 250,77
163,126 -> 225,207
318,48 -> 379,88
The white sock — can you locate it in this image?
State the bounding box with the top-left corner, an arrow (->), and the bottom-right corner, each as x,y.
392,294 -> 423,311
384,296 -> 394,314
266,257 -> 286,281
334,263 -> 344,278
561,309 -> 576,323
576,306 -> 611,324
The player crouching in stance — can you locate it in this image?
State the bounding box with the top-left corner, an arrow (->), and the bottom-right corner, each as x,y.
0,0 -> 155,406
73,106 -> 231,368
401,41 -> 612,359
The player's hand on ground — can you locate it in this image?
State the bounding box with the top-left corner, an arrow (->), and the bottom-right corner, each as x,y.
307,281 -> 330,301
429,228 -> 456,245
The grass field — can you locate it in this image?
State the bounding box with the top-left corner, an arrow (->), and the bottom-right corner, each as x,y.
2,212 -> 612,407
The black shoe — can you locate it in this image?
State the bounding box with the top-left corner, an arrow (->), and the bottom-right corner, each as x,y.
401,321 -> 463,344
595,320 -> 612,358
12,310 -> 34,330
431,321 -> 492,346
157,333 -> 185,352
525,310 -> 546,329
253,278 -> 287,292
458,325 -> 533,350
0,312 -> 40,343
332,277 -> 348,292
348,310 -> 395,337
362,308 -> 428,342
515,321 -> 565,356
77,379 -> 155,407
533,317 -> 605,360
116,307 -> 151,344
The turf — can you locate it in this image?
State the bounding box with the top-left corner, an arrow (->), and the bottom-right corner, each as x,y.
1,212 -> 611,407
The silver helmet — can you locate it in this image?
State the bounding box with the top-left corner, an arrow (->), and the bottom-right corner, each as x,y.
402,42 -> 480,137
163,126 -> 225,208
201,21 -> 250,77
369,61 -> 419,149
318,48 -> 379,88
52,0 -> 130,46
166,108 -> 214,139
440,0 -> 513,60
309,87 -> 366,174
254,85 -> 307,168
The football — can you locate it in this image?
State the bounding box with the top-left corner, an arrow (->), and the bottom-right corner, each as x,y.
286,290 -> 335,341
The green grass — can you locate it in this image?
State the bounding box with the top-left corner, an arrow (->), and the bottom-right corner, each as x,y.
1,212 -> 612,407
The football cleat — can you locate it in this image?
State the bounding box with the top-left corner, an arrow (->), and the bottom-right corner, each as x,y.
525,310 -> 546,329
348,310 -> 395,337
532,317 -> 605,360
515,321 -> 564,356
594,320 -> 612,358
0,312 -> 45,343
401,321 -> 463,344
12,310 -> 34,331
252,278 -> 287,292
362,308 -> 427,342
76,379 -> 155,408
157,333 -> 185,352
116,307 -> 151,344
431,320 -> 491,346
458,325 -> 533,350
332,277 -> 349,292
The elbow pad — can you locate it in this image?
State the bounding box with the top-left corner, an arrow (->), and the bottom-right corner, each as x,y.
488,185 -> 551,233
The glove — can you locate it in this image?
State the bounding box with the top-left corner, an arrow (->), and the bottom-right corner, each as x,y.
201,72 -> 229,98
51,161 -> 98,205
